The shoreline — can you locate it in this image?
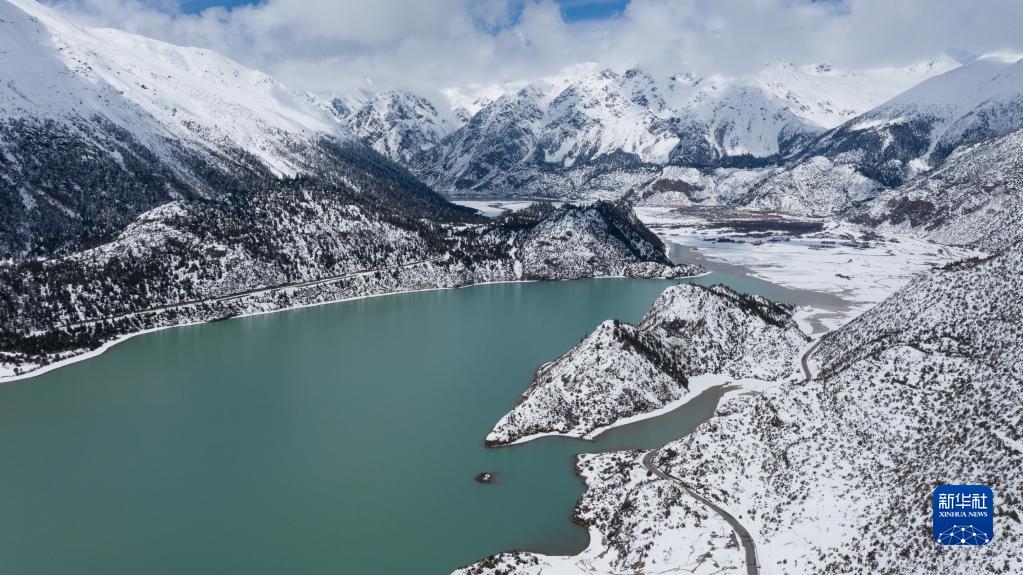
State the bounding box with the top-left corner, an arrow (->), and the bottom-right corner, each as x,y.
1,272 -> 703,386
461,338 -> 828,574
637,207 -> 979,317
491,371 -> 797,448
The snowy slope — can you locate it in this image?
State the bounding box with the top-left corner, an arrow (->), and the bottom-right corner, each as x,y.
749,59 -> 960,129
800,54 -> 1023,187
728,156 -> 885,215
408,59 -> 957,199
696,55 -> 1023,216
343,90 -> 455,163
0,0 -> 342,175
0,197 -> 698,380
856,128 -> 1023,251
419,66 -> 795,196
1,0 -> 463,257
509,202 -> 700,280
455,447 -> 747,575
0,0 -> 707,379
485,283 -> 807,445
463,245 -> 1023,575
416,68 -> 791,197
651,246 -> 1023,573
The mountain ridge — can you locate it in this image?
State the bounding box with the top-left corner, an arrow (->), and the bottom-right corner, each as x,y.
334,55 -> 1023,233
0,0 -> 472,257
0,0 -> 699,379
330,57 -> 958,200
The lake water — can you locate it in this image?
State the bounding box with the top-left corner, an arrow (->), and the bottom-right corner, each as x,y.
0,270 -> 828,574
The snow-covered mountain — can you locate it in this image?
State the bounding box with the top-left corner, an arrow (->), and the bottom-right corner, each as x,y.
334,59 -> 956,199
0,0 -> 339,173
455,50 -> 1023,575
413,67 -> 814,197
0,0 -> 699,378
341,90 -> 456,164
0,198 -> 698,380
632,54 -> 1023,217
0,0 -> 467,257
748,59 -> 961,128
796,54 -> 1023,188
329,55 -> 1018,235
417,66 -> 824,198
854,127 -> 1023,251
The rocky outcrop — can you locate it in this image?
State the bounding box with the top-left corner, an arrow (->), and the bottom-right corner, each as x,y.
485,283 -> 808,445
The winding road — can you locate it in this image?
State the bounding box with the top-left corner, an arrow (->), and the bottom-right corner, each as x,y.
640,449 -> 760,575
639,336 -> 826,575
65,256 -> 447,328
800,337 -> 824,383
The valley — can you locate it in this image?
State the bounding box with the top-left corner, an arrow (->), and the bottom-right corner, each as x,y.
1,0 -> 1021,573
1,188 -> 973,575
454,199 -> 971,332
635,206 -> 978,330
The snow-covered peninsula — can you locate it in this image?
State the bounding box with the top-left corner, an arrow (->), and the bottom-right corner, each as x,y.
462,242 -> 1023,575
485,283 -> 808,446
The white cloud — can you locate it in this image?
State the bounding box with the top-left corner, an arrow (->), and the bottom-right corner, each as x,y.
45,0 -> 1023,101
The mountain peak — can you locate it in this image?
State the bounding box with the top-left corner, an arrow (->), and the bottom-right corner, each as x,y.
343,88 -> 455,163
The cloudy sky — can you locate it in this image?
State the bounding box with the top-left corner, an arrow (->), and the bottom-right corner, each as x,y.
47,0 -> 1023,99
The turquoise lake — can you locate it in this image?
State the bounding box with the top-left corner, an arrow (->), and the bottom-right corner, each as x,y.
0,267 -> 836,574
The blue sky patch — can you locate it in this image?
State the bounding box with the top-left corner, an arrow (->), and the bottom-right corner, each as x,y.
177,0 -> 630,22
